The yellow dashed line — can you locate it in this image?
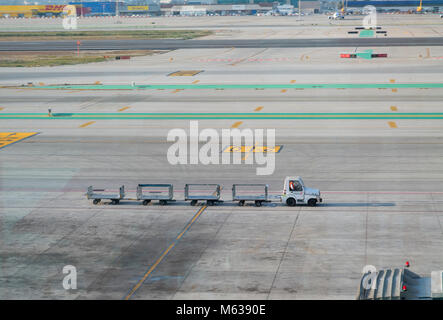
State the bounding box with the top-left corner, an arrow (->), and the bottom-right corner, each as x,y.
124,205 -> 207,300
79,121 -> 96,128
390,106 -> 398,111
118,107 -> 130,112
231,121 -> 243,128
0,107 -> 4,111
172,89 -> 182,93
192,80 -> 200,84
254,106 -> 263,112
389,79 -> 396,83
388,121 -> 398,128
242,152 -> 251,161
281,89 -> 287,93
392,88 -> 398,93
290,80 -> 296,84
169,70 -> 202,77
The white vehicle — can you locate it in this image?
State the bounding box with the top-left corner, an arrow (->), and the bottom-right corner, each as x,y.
329,12 -> 344,20
86,176 -> 323,207
281,176 -> 322,207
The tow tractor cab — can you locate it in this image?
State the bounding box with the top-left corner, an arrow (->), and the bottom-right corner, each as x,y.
282,176 -> 322,207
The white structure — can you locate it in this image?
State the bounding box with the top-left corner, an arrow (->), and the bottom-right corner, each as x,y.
277,4 -> 294,15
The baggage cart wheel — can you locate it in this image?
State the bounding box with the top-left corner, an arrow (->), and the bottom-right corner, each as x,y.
190,200 -> 198,206
111,199 -> 120,205
286,198 -> 296,207
93,199 -> 101,205
143,200 -> 151,206
239,200 -> 245,206
308,199 -> 317,207
207,200 -> 214,206
255,200 -> 262,207
159,200 -> 167,206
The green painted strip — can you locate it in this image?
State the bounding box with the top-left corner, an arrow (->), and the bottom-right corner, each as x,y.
23,82 -> 443,90
356,49 -> 373,60
359,30 -> 374,38
2,112 -> 443,120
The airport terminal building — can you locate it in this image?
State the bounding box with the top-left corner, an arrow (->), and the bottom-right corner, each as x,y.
0,0 -> 321,17
3,0 -> 443,17
346,0 -> 443,12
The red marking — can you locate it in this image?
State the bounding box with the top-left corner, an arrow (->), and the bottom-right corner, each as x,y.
340,54 -> 357,58
372,53 -> 388,58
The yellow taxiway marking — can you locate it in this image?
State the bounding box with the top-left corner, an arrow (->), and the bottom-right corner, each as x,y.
172,89 -> 183,93
124,205 -> 208,300
388,121 -> 398,128
290,80 -> 296,84
0,132 -> 38,149
192,80 -> 200,84
254,106 -> 264,112
231,121 -> 243,128
118,107 -> 130,112
389,79 -> 396,83
224,146 -> 282,153
94,81 -> 101,85
0,107 -> 4,111
79,121 -> 96,128
390,106 -> 398,111
281,89 -> 287,93
392,88 -> 398,93
242,152 -> 251,161
168,70 -> 203,77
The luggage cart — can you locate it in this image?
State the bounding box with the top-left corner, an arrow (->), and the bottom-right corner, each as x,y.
136,184 -> 175,206
232,184 -> 270,207
184,184 -> 222,206
87,186 -> 125,205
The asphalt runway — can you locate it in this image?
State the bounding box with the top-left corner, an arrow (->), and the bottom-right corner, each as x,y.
3,37 -> 443,51
1,45 -> 443,299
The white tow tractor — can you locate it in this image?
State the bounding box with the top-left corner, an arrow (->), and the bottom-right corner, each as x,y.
281,176 -> 322,207
86,176 -> 322,207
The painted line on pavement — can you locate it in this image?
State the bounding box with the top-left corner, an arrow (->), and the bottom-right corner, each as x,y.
388,121 -> 398,128
3,112 -> 443,120
79,121 -> 95,128
124,205 -> 208,300
24,82 -> 443,91
231,121 -> 243,128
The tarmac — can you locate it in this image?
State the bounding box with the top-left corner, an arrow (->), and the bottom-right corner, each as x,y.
1,19 -> 443,300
